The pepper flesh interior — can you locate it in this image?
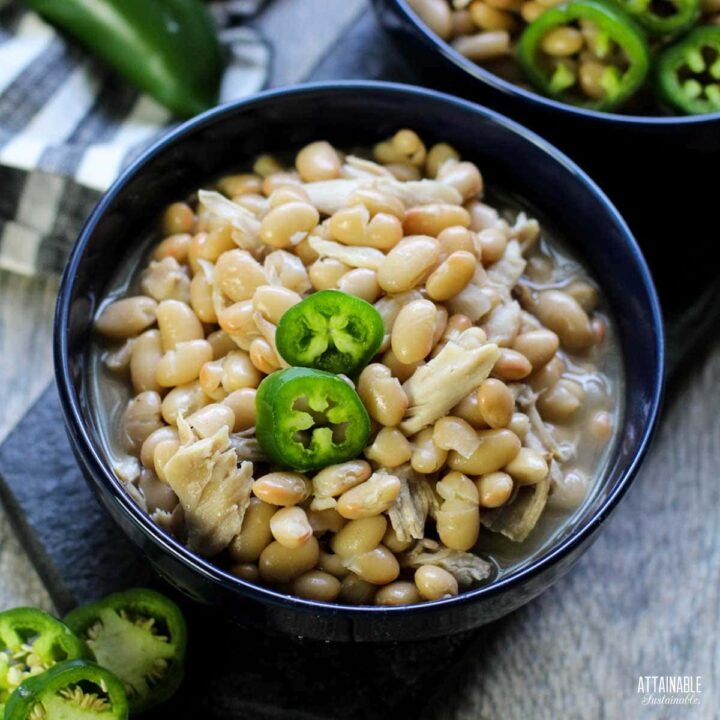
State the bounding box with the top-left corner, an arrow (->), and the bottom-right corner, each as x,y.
677,44 -> 720,104
275,290 -> 384,375
83,609 -> 174,703
286,388 -> 356,455
296,310 -> 366,366
38,680 -> 113,716
541,20 -> 630,103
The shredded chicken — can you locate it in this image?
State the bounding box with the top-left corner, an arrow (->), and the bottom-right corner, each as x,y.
123,479 -> 146,512
264,250 -> 311,295
253,311 -> 289,368
400,332 -> 500,434
104,338 -> 136,375
341,155 -> 394,179
387,468 -> 437,542
207,257 -> 229,314
487,239 -> 526,294
114,455 -> 141,485
303,178 -> 462,215
446,265 -> 492,321
308,236 -> 385,270
228,432 -> 266,462
163,417 -> 254,556
152,505 -> 185,539
402,539 -> 493,586
483,300 -> 522,347
515,385 -> 568,461
114,454 -> 146,512
509,212 -> 540,252
140,257 -> 191,303
198,190 -> 266,258
481,476 -> 550,542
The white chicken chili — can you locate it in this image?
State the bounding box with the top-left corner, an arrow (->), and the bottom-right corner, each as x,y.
91,129 -> 621,605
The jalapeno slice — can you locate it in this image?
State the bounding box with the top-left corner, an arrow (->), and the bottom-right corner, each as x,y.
656,26 -> 720,113
616,0 -> 699,36
63,589 -> 187,715
0,608 -> 87,715
256,367 -> 371,472
518,0 -> 651,111
275,290 -> 384,376
4,659 -> 128,720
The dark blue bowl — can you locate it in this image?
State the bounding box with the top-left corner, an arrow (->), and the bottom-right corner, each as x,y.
54,81 -> 664,642
372,0 -> 720,306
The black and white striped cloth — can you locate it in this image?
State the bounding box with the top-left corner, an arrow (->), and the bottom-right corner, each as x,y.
0,0 -> 270,276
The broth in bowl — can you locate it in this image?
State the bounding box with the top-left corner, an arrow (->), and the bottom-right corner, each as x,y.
90,129 -> 621,606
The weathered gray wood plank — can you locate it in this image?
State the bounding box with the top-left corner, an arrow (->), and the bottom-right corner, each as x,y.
0,269 -> 56,611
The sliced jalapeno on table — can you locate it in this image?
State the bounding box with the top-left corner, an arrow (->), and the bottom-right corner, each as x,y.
4,659 -> 128,720
256,367 -> 371,472
616,0 -> 699,36
0,608 -> 87,715
656,26 -> 720,113
275,290 -> 384,376
23,0 -> 224,117
518,0 -> 650,110
63,589 -> 187,715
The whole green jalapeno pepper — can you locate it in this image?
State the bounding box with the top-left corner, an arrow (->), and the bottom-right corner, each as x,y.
275,290 -> 385,376
3,659 -> 128,720
656,26 -> 720,114
615,0 -> 699,36
23,0 -> 225,117
0,608 -> 87,716
255,367 -> 371,472
518,0 -> 650,111
63,589 -> 187,715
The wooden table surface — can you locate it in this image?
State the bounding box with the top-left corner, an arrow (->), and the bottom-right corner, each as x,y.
1,1 -> 717,717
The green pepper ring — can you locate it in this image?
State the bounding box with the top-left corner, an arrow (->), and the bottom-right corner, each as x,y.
3,659 -> 128,720
617,0 -> 699,36
275,289 -> 385,377
0,607 -> 88,713
656,26 -> 720,114
518,0 -> 651,111
64,589 -> 187,715
256,367 -> 371,472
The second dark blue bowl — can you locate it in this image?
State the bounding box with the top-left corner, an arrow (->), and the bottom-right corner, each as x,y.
372,0 -> 720,306
54,82 -> 664,642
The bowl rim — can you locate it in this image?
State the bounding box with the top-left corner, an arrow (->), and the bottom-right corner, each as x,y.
385,0 -> 720,126
55,80 -> 665,619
